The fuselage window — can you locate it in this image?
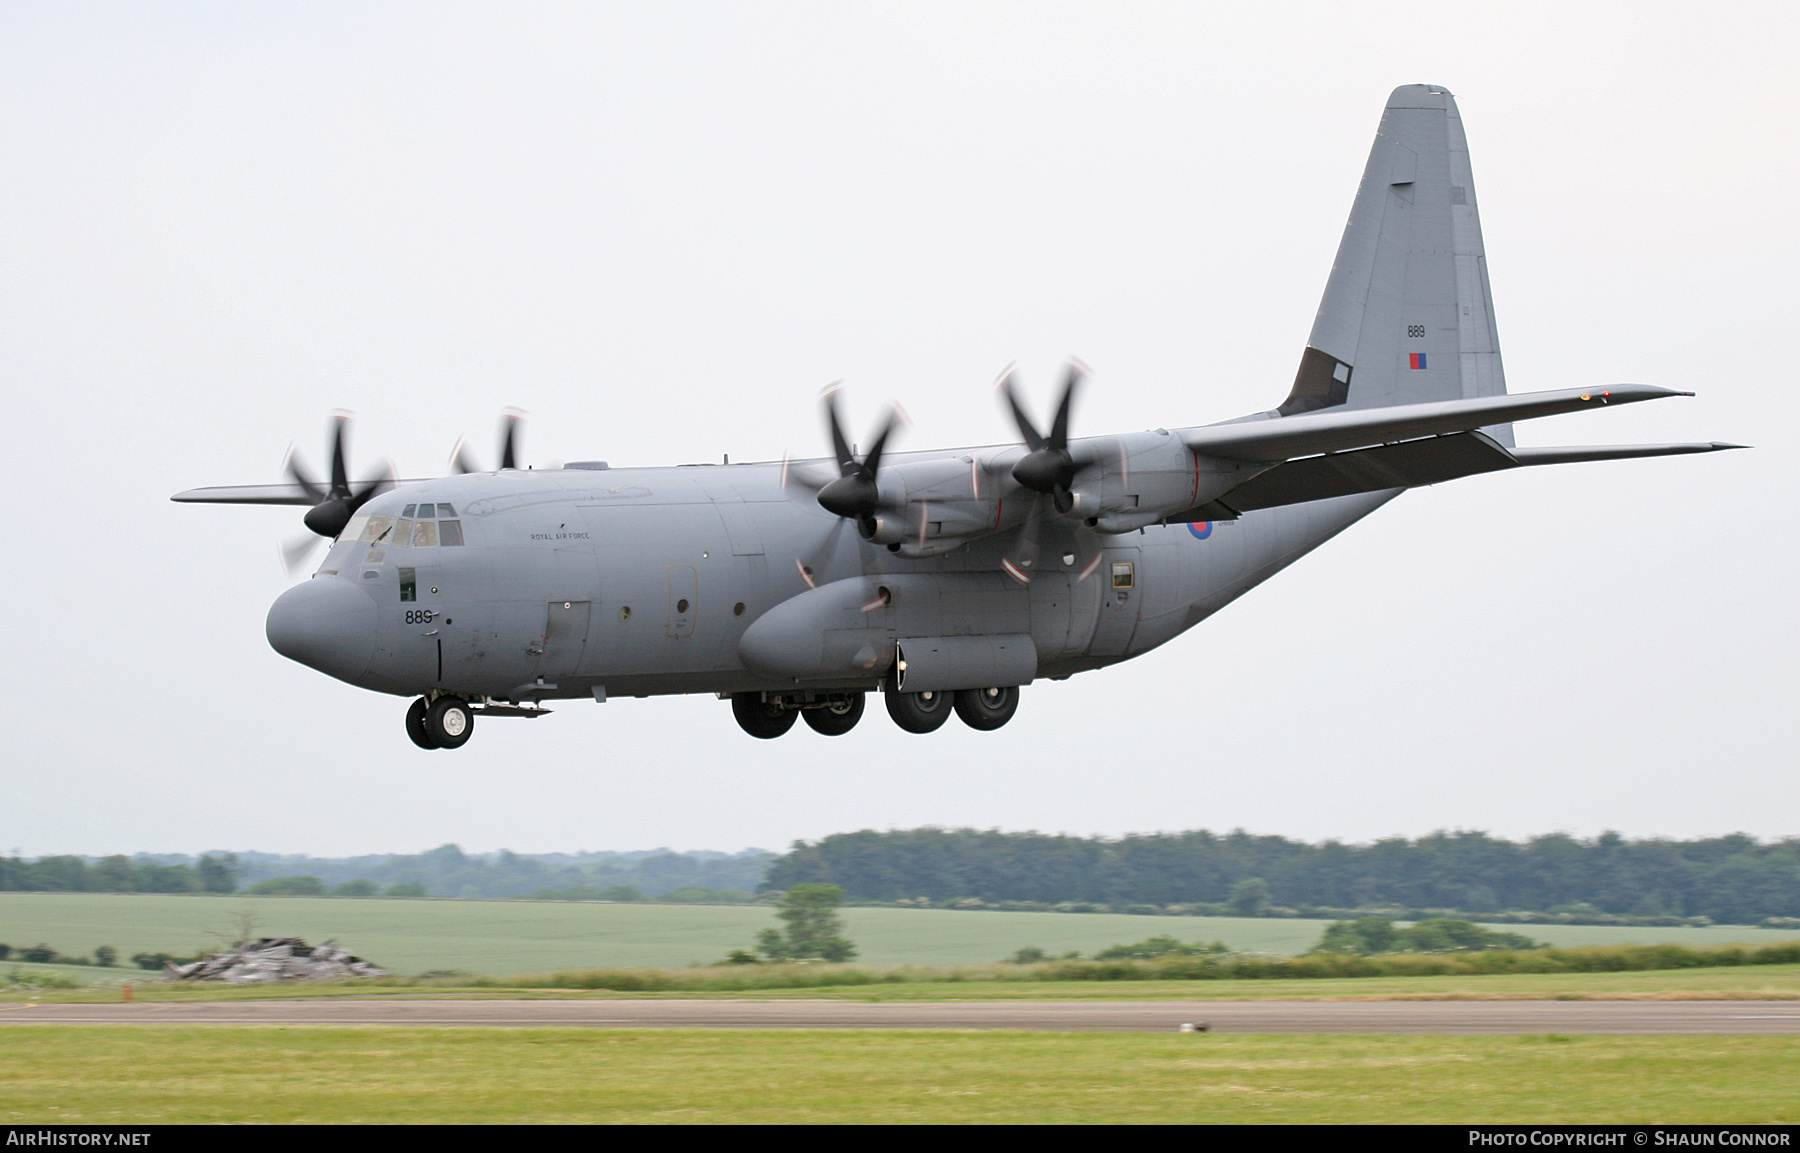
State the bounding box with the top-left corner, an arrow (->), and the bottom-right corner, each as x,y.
412,519 -> 439,548
1111,562 -> 1135,589
399,567 -> 417,603
360,516 -> 396,545
439,520 -> 465,547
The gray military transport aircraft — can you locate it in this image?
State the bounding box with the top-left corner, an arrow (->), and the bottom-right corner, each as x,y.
175,85 -> 1739,749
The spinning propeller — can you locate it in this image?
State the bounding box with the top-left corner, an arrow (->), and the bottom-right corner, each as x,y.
785,385 -> 905,539
996,362 -> 1094,582
280,413 -> 394,574
1000,361 -> 1085,513
451,408 -> 525,474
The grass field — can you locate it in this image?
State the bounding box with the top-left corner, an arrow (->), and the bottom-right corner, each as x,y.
1,1026 -> 1794,1123
6,893 -> 1797,974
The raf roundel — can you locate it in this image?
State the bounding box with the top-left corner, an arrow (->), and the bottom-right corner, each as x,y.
1188,521 -> 1213,540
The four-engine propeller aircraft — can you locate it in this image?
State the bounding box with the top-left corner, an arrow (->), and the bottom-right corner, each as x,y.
174,85 -> 1739,748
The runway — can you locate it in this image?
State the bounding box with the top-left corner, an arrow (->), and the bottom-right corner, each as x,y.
5,998 -> 1800,1034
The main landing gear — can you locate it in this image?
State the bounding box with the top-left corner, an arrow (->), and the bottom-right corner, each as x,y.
731,691 -> 866,739
729,687 -> 1020,737
406,695 -> 474,750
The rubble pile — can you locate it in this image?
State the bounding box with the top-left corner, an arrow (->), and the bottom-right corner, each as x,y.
165,937 -> 390,984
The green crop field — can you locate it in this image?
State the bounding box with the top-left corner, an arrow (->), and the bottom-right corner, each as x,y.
4,892 -> 1797,975
1,1026 -> 1794,1124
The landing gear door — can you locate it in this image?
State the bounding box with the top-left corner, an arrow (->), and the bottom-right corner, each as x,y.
1085,545 -> 1141,657
534,600 -> 591,680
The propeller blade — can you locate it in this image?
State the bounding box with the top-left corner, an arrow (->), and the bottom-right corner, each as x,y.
792,517 -> 852,589
347,465 -> 395,515
1049,361 -> 1083,449
861,406 -> 902,477
450,435 -> 482,475
327,413 -> 351,500
780,454 -> 831,495
998,369 -> 1047,452
284,446 -> 326,504
1002,494 -> 1048,584
822,384 -> 856,476
498,409 -> 522,470
280,532 -> 325,576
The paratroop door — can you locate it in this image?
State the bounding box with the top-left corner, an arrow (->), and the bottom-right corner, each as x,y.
1084,546 -> 1141,657
534,599 -> 591,680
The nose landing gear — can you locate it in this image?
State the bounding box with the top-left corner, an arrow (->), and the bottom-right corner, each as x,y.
405,695 -> 475,749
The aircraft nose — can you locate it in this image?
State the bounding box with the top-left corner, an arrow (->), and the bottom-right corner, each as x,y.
266,576 -> 378,684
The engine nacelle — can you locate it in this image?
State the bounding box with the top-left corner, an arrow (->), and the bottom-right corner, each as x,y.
857,513 -> 910,545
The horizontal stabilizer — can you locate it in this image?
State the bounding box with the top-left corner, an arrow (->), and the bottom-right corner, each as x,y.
1184,384 -> 1687,464
1171,435 -> 1742,521
1506,442 -> 1747,465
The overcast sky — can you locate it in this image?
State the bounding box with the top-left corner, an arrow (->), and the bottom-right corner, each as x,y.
1,1 -> 1793,858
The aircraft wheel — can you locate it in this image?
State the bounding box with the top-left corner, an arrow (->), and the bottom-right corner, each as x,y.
405,698 -> 438,750
803,693 -> 865,736
885,688 -> 953,734
425,696 -> 474,749
732,693 -> 798,739
955,686 -> 1019,731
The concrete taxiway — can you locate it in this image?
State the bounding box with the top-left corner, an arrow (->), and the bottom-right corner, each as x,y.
4,999 -> 1799,1033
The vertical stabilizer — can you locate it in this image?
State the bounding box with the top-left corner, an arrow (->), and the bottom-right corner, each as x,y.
1280,85 -> 1512,446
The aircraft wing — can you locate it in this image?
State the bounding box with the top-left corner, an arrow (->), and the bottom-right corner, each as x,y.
170,484 -> 320,506
1169,433 -> 1744,521
170,480 -> 430,506
1182,384 -> 1688,463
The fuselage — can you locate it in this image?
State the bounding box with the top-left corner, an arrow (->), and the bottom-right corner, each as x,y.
265,452 -> 1396,704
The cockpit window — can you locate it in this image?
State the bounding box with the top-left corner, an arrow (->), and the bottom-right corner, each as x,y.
359,516 -> 396,545
411,519 -> 438,548
439,520 -> 465,547
393,518 -> 413,546
402,504 -> 418,519
436,503 -> 457,518
341,515 -> 370,543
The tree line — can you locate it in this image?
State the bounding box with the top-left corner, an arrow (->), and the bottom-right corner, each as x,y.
0,854 -> 239,894
761,828 -> 1800,924
0,845 -> 774,901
